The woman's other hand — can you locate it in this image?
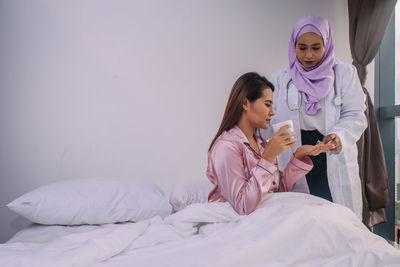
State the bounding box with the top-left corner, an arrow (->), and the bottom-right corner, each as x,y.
262,125 -> 296,163
322,133 -> 341,152
294,144 -> 332,160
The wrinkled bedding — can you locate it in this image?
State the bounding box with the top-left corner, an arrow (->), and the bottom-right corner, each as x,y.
1,192 -> 400,267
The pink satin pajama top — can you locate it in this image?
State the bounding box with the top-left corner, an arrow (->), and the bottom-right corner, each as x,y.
207,126 -> 313,215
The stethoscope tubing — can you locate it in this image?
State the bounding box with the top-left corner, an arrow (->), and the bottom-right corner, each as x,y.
286,69 -> 341,109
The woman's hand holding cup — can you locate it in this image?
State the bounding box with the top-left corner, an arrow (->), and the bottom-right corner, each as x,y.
263,124 -> 297,163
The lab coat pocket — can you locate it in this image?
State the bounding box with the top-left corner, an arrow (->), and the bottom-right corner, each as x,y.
337,147 -> 363,219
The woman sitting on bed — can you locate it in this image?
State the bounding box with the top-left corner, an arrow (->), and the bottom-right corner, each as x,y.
207,72 -> 333,215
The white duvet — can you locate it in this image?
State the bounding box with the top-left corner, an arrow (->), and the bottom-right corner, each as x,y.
1,192 -> 400,267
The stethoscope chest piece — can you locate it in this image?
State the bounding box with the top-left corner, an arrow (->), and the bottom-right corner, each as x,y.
333,96 -> 342,106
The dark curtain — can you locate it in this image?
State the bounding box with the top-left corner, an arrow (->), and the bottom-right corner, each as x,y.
348,0 -> 397,86
348,0 -> 397,228
357,88 -> 390,228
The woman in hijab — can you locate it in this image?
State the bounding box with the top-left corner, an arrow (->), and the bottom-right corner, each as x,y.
261,16 -> 367,220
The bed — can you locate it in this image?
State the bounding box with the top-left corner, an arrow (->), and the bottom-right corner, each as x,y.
1,179 -> 400,267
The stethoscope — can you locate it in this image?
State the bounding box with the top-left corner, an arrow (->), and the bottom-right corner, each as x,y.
286,69 -> 342,110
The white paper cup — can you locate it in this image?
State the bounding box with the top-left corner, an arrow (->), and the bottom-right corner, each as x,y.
271,120 -> 294,136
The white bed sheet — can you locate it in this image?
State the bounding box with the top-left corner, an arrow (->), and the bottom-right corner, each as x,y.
2,192 -> 400,267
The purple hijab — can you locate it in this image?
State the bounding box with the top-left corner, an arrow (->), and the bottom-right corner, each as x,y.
289,16 -> 335,115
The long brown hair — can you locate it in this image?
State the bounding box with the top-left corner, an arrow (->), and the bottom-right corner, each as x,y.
208,72 -> 274,151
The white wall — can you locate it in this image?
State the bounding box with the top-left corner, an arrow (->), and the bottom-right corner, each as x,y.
0,0 -> 357,243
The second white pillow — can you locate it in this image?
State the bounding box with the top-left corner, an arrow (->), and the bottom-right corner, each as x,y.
169,178 -> 214,212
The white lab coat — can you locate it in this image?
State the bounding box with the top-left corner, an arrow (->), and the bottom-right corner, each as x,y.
260,59 -> 367,219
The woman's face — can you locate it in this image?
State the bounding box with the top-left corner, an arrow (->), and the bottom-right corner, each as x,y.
245,88 -> 274,129
295,32 -> 325,68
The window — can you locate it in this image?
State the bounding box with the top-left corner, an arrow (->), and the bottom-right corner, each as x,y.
395,3 -> 400,243
374,4 -> 398,243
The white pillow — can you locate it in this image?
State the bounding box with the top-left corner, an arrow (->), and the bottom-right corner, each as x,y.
169,179 -> 214,212
7,179 -> 172,225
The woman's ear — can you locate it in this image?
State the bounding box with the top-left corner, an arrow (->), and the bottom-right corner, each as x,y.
242,99 -> 249,111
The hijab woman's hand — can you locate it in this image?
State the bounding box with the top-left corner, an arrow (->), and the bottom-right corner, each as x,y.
262,125 -> 297,163
322,133 -> 341,152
